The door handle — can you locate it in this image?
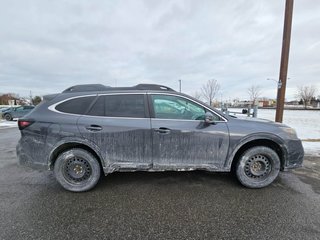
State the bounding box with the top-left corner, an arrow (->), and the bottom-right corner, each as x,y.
85,125 -> 103,132
154,127 -> 171,134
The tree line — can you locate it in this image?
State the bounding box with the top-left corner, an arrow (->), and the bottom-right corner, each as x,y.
193,79 -> 319,109
0,93 -> 42,106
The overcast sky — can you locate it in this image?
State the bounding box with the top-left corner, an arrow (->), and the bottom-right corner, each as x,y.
0,0 -> 319,101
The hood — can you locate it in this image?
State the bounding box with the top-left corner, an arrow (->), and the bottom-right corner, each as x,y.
228,115 -> 290,129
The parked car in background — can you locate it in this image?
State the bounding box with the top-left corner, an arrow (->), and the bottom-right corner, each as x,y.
0,107 -> 10,113
0,107 -> 9,119
2,106 -> 35,121
16,84 -> 304,192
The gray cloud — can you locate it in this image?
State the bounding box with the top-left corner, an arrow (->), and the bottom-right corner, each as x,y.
0,0 -> 319,100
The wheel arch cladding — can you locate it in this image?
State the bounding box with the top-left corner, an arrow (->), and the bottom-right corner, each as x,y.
49,142 -> 104,170
231,139 -> 286,171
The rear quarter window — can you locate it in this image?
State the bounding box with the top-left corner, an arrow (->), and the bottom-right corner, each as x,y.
55,96 -> 96,114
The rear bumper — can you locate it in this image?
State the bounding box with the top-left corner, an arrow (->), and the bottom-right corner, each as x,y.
16,139 -> 48,171
283,139 -> 304,170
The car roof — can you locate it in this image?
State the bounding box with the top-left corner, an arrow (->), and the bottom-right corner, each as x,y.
43,84 -> 177,102
62,84 -> 175,93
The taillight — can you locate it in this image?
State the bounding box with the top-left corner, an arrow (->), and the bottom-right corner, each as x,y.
18,120 -> 34,130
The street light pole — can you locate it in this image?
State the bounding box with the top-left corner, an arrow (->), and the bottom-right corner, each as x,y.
178,79 -> 181,92
275,0 -> 294,123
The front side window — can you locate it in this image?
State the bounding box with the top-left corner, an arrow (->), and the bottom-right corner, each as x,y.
151,95 -> 207,120
88,94 -> 146,118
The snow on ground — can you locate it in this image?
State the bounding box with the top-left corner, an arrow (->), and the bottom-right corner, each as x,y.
256,109 -> 320,140
0,120 -> 17,129
230,108 -> 320,156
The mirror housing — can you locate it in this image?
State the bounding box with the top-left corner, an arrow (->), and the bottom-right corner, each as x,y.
204,112 -> 216,124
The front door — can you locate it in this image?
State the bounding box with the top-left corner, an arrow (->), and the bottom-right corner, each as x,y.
77,94 -> 152,172
149,94 -> 229,170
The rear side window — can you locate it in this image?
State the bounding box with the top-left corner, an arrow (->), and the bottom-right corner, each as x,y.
56,96 -> 96,114
24,106 -> 34,110
88,94 -> 146,118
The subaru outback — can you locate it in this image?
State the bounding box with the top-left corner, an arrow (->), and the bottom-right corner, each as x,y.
16,84 -> 304,192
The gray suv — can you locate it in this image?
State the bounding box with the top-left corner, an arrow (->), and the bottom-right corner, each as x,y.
16,84 -> 304,192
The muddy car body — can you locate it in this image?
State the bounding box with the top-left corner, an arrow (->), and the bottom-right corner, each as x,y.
16,84 -> 304,192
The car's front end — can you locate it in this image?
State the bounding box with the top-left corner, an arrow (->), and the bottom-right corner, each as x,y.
226,117 -> 304,171
271,123 -> 304,170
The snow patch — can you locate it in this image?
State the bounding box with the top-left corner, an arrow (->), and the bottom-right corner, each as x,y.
230,108 -> 320,156
0,120 -> 18,129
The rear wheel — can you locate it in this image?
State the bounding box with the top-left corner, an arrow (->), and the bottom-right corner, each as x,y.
235,146 -> 280,188
54,148 -> 101,192
4,114 -> 12,121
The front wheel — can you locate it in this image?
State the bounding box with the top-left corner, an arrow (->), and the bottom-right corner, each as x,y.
235,146 -> 280,188
54,148 -> 101,192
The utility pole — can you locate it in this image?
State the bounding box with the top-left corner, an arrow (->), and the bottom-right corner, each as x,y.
29,90 -> 33,105
178,79 -> 181,92
275,0 -> 294,122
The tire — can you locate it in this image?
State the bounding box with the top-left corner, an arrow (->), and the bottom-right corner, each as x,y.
54,148 -> 101,192
235,146 -> 280,188
4,114 -> 12,121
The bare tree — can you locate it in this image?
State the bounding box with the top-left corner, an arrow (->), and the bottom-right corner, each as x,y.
201,79 -> 220,106
32,96 -> 42,106
247,85 -> 261,106
192,91 -> 202,101
296,85 -> 317,109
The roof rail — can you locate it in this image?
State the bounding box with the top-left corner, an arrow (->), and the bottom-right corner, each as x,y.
134,84 -> 175,91
62,83 -> 175,93
62,84 -> 111,93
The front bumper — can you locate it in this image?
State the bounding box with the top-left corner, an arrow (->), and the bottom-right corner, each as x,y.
283,139 -> 304,170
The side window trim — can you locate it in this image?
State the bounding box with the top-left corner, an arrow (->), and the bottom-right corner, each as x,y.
147,94 -> 155,119
143,94 -> 151,118
84,95 -> 100,115
148,93 -> 227,122
49,93 -> 149,118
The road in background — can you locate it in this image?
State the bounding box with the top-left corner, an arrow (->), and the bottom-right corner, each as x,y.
0,128 -> 319,240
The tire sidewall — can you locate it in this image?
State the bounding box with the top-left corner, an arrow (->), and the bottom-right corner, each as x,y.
54,148 -> 101,192
236,146 -> 280,188
5,114 -> 12,121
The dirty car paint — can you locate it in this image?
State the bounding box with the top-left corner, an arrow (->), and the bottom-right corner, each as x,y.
16,90 -> 304,175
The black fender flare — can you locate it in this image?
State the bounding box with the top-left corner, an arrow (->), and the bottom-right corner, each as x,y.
48,137 -> 106,169
224,133 -> 288,169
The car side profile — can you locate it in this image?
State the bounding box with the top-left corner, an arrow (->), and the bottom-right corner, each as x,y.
16,84 -> 304,192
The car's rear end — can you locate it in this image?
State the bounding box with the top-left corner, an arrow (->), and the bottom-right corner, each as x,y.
16,98 -> 55,170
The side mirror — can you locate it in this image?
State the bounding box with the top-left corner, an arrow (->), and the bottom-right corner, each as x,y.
204,112 -> 215,124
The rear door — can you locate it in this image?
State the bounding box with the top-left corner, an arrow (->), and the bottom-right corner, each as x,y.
149,93 -> 229,170
77,93 -> 152,171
